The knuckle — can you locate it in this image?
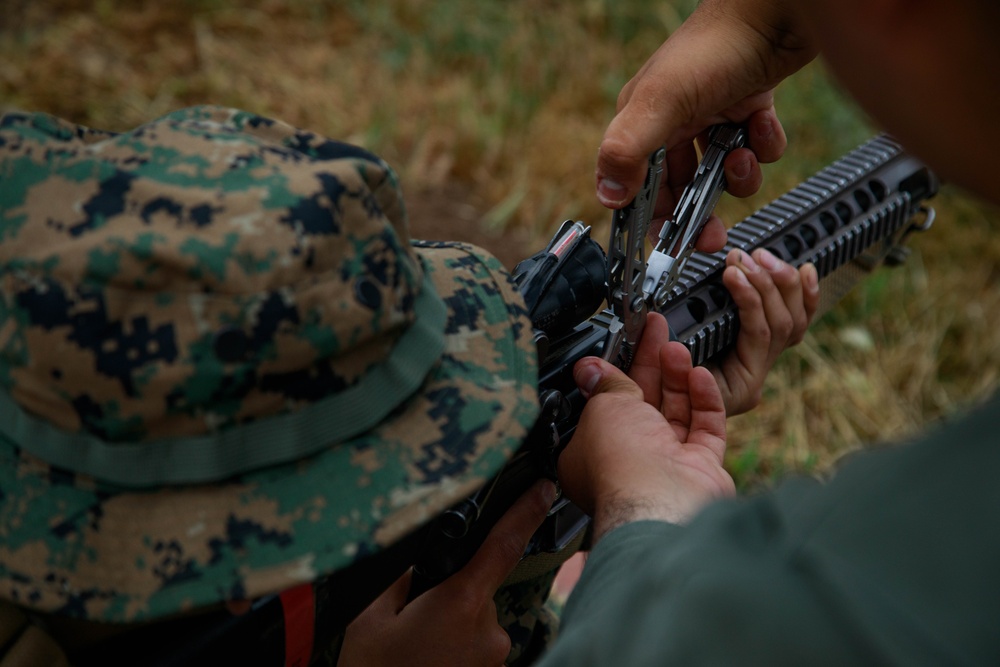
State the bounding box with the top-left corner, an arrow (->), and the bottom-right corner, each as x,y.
773,263 -> 798,285
616,78 -> 636,111
790,312 -> 809,343
491,629 -> 513,663
738,385 -> 763,413
594,380 -> 644,403
745,320 -> 771,343
772,312 -> 794,340
584,392 -> 613,411
793,310 -> 809,333
599,134 -> 645,170
745,267 -> 774,293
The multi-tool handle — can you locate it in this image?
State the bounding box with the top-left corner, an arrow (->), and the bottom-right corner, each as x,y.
603,147 -> 666,370
645,124 -> 747,310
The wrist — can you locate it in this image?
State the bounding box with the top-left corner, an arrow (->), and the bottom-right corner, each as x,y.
590,476 -> 736,545
696,0 -> 818,79
590,493 -> 688,545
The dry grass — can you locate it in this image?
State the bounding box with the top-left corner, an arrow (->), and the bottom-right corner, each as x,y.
728,191 -> 1000,488
3,0 -> 999,489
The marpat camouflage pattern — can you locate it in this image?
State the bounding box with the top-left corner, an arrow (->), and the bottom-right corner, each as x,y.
0,106 -> 539,622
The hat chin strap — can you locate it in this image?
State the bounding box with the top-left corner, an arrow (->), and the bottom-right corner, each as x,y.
0,273 -> 448,488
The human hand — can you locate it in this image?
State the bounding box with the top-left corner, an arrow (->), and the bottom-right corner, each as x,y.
596,0 -> 818,244
711,248 -> 820,415
558,319 -> 731,544
337,480 -> 557,667
630,250 -> 817,417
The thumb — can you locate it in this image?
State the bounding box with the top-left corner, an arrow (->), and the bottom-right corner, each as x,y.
574,357 -> 645,401
596,108 -> 669,208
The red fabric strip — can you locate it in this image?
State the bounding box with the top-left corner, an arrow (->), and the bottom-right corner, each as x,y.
279,584 -> 316,667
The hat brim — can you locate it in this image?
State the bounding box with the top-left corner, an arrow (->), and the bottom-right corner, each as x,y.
0,241 -> 539,622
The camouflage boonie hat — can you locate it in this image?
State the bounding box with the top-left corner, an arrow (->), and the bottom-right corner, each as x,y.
0,106 -> 538,622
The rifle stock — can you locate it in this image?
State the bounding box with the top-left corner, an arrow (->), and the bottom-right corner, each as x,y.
83,135 -> 937,666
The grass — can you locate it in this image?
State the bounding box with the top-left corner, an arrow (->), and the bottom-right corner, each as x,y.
3,0 -> 999,491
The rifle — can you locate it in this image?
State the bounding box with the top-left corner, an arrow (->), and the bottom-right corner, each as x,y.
408,132 -> 938,595
79,133 -> 937,666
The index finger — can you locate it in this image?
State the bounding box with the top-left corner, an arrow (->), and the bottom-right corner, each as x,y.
451,480 -> 557,594
628,312 -> 672,408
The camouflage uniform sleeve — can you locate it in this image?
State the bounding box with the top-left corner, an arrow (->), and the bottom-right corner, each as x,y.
495,571 -> 561,667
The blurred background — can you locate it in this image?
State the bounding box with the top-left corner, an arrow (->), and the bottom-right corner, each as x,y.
3,0 -> 999,490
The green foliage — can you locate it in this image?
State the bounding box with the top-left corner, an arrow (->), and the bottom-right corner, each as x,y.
725,439 -> 762,492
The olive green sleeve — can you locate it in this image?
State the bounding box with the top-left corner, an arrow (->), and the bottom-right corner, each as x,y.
539,395 -> 1000,666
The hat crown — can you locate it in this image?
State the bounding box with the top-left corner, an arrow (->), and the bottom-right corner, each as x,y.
0,107 -> 540,622
0,106 -> 421,442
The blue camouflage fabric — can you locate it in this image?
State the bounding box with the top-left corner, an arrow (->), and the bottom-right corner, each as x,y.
0,106 -> 539,623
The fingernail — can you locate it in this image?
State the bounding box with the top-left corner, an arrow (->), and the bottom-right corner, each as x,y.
574,361 -> 603,398
730,267 -> 750,287
756,248 -> 779,271
539,479 -> 558,506
753,113 -> 774,142
737,249 -> 758,272
804,263 -> 819,292
732,157 -> 751,180
597,177 -> 628,206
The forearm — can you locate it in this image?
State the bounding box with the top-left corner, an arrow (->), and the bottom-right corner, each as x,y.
598,0 -> 819,206
688,0 -> 818,82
